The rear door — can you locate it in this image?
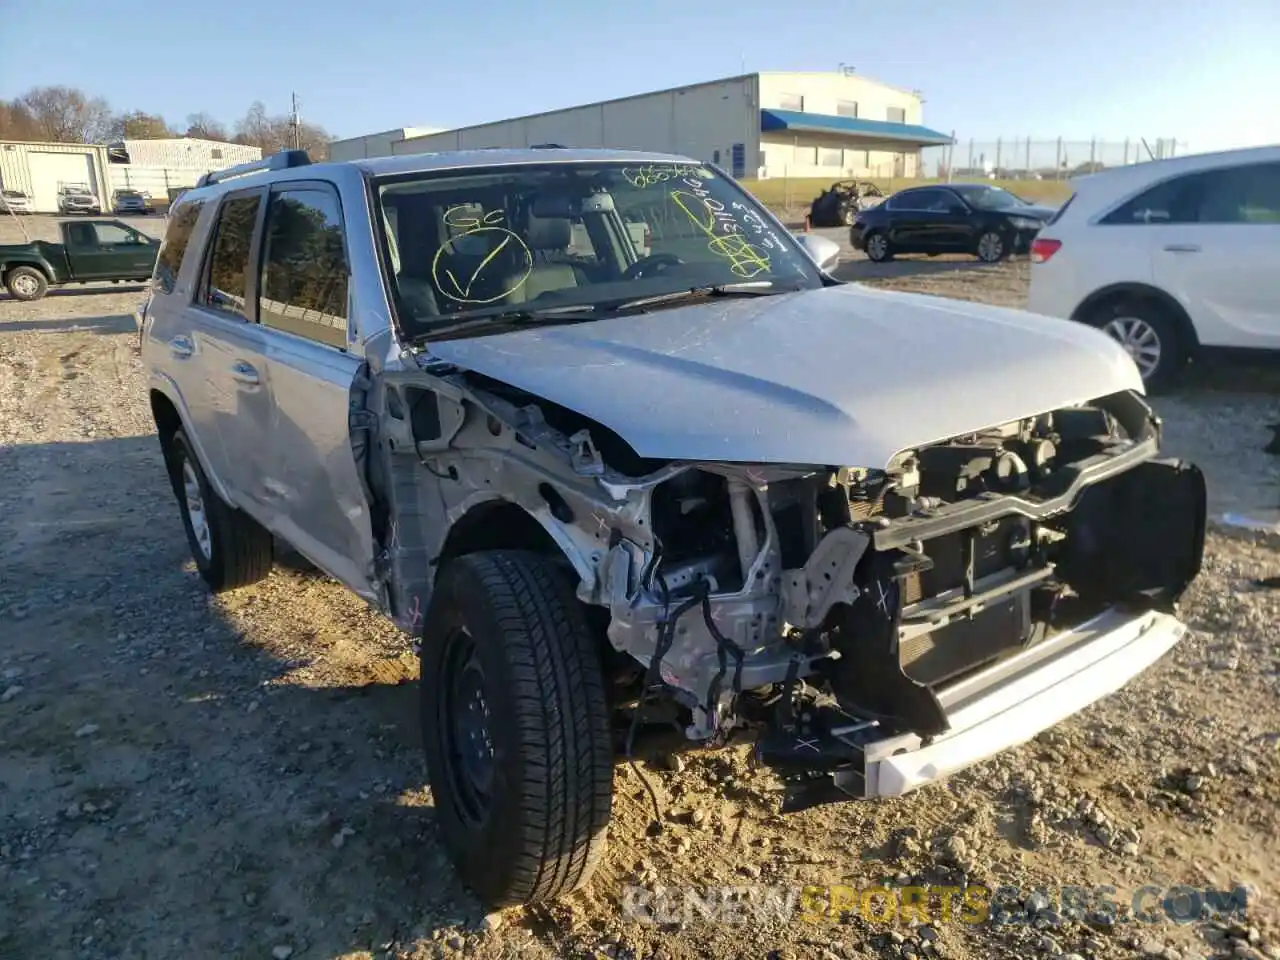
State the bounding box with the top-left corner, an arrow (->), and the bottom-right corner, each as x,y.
254,181 -> 375,595
188,188 -> 278,509
1145,160 -> 1280,350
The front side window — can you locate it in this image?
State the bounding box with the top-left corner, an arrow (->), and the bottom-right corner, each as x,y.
374,162 -> 822,339
954,186 -> 1025,211
258,187 -> 349,348
92,222 -> 144,245
1102,162 -> 1280,226
203,193 -> 261,319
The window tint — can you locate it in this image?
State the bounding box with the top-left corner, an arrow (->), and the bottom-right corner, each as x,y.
259,188 -> 349,348
890,188 -> 951,210
204,193 -> 261,319
1200,162 -> 1280,223
154,199 -> 204,294
1102,162 -> 1280,225
92,222 -> 141,245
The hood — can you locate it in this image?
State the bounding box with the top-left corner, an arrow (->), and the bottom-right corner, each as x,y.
1009,204 -> 1058,220
426,284 -> 1143,469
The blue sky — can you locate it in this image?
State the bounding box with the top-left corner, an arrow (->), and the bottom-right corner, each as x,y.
2,0 -> 1276,152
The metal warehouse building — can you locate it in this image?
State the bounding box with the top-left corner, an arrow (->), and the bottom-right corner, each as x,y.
333,70 -> 952,179
0,140 -> 112,213
329,126 -> 448,161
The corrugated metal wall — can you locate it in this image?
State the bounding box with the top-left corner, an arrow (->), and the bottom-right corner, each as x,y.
0,141 -> 112,212
119,138 -> 260,168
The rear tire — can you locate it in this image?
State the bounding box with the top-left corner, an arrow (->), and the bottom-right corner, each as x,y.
165,428 -> 274,591
1085,299 -> 1186,393
864,230 -> 893,262
5,266 -> 48,301
420,550 -> 613,908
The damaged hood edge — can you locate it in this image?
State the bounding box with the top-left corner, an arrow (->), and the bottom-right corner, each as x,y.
425,284 -> 1145,469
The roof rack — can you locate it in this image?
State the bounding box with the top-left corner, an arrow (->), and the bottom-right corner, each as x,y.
529,143 -> 569,149
195,149 -> 312,189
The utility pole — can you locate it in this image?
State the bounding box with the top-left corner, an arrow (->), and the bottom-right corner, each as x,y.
290,92 -> 302,150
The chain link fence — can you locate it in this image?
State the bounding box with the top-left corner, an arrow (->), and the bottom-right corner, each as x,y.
921,137 -> 1190,181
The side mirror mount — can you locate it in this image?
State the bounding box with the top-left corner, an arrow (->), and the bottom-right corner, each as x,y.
793,232 -> 841,272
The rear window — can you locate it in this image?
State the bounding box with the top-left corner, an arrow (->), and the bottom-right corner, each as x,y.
153,199 -> 205,295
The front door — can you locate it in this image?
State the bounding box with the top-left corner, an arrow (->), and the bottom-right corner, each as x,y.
67,221 -> 156,278
1148,160 -> 1280,351
254,182 -> 375,598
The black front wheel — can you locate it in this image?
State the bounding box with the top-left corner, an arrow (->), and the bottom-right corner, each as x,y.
975,230 -> 1008,262
863,230 -> 893,262
420,550 -> 613,907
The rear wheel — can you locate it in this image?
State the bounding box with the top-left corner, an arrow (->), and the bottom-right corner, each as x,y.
1086,299 -> 1186,392
420,550 -> 613,907
165,428 -> 274,591
864,230 -> 893,262
5,266 -> 48,301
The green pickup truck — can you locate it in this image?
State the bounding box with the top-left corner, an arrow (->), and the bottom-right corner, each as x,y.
1,218 -> 160,301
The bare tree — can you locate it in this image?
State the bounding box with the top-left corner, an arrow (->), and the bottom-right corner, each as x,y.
0,100 -> 42,140
232,100 -> 333,161
15,86 -> 116,143
184,112 -> 229,142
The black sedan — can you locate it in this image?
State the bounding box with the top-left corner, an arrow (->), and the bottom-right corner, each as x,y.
850,183 -> 1058,263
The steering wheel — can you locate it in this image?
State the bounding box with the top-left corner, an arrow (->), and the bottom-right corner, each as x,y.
623,253 -> 684,280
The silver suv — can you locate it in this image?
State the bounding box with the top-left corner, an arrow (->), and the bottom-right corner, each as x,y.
142,147 -> 1207,909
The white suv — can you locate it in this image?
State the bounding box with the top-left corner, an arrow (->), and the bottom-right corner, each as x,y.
1027,145 -> 1280,389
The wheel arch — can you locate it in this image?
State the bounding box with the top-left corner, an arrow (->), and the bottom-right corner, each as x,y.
435,497 -> 595,589
1071,283 -> 1201,354
148,384 -> 234,503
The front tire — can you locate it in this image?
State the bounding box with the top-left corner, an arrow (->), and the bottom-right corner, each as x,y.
975,229 -> 1007,262
5,266 -> 48,301
165,428 -> 273,591
420,550 -> 613,908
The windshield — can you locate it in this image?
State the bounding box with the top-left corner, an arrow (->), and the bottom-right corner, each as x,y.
373,161 -> 822,338
958,186 -> 1027,211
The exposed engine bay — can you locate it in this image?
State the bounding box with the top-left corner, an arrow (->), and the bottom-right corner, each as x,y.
366,364 -> 1206,810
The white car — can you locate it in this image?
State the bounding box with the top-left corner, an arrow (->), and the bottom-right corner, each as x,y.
1,189 -> 33,214
1027,144 -> 1280,389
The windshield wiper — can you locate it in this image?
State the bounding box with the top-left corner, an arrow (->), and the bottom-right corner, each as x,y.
415,304 -> 599,340
610,280 -> 793,313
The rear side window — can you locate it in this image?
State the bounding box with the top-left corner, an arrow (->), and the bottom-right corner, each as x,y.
1097,161 -> 1280,226
258,187 -> 349,349
1101,174 -> 1204,225
202,193 -> 262,320
154,200 -> 204,294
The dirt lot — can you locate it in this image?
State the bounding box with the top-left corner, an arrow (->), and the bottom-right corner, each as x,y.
2,216 -> 1279,960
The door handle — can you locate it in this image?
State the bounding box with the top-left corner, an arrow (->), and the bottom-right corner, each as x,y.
169,335 -> 194,358
230,360 -> 260,386
1162,243 -> 1201,253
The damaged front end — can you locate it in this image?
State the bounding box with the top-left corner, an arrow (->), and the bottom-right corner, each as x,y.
369,361 -> 1204,812
592,390 -> 1205,810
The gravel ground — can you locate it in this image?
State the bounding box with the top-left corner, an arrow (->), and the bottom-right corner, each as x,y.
1,220 -> 1279,960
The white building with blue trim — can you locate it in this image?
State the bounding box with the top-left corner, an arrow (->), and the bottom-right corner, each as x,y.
328,70 -> 952,180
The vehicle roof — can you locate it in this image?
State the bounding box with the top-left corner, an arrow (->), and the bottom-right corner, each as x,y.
350,147 -> 702,177
1070,143 -> 1280,190
176,147 -> 707,205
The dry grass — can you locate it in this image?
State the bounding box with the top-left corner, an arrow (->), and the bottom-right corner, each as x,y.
742,176 -> 1076,219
